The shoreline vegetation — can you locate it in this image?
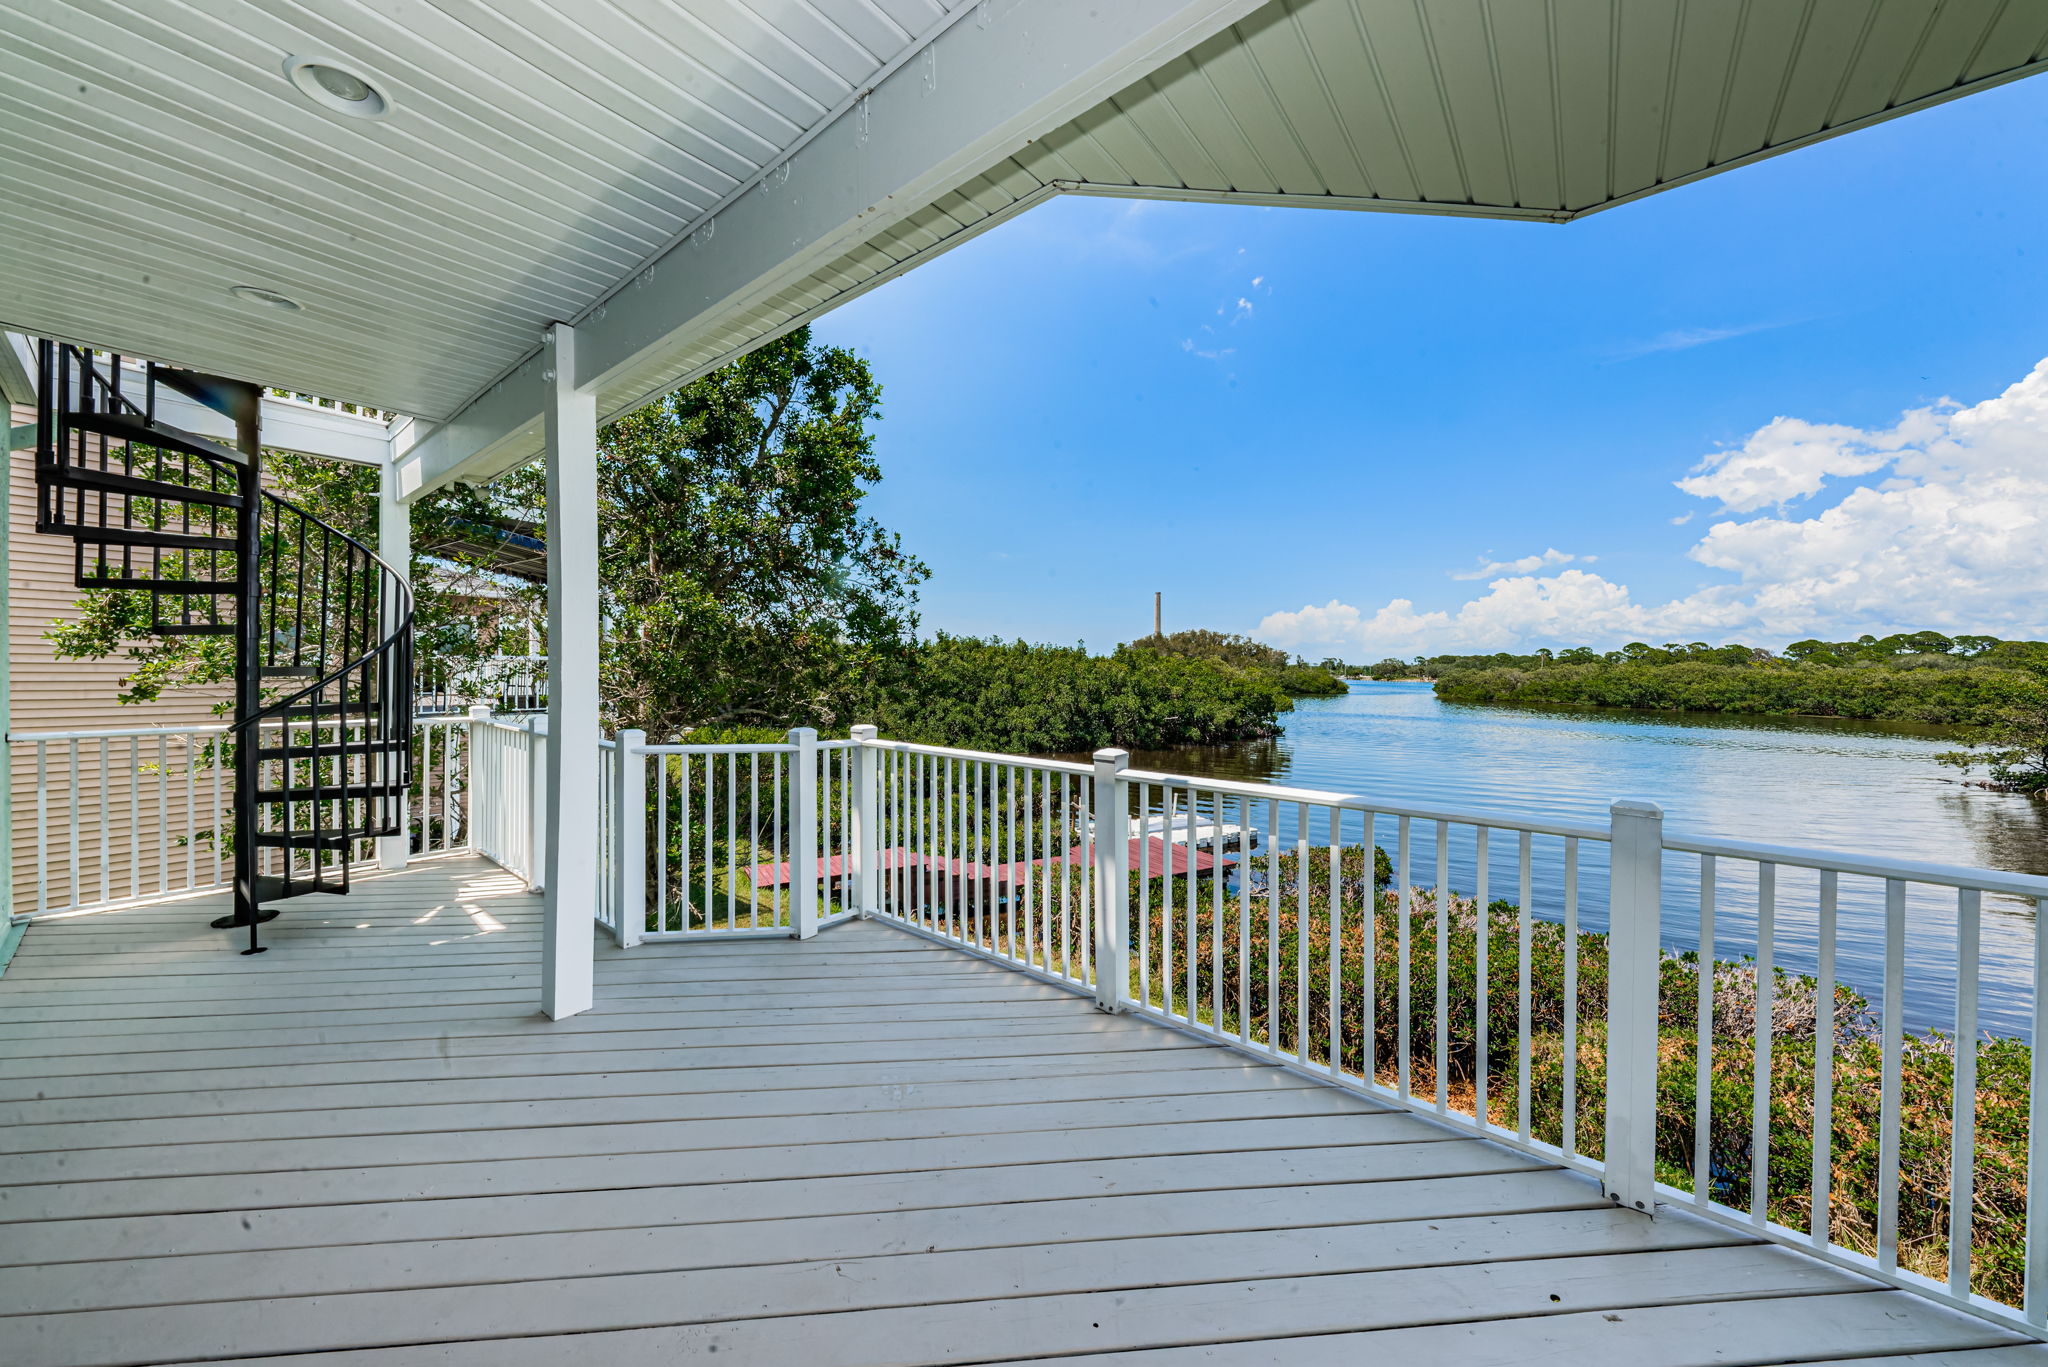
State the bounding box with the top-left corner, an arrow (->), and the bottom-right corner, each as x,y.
1337,632 -> 2048,793
1118,845 -> 2028,1304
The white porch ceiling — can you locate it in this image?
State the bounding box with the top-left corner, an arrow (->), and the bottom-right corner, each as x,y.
0,1 -> 2042,489
0,0 -> 975,417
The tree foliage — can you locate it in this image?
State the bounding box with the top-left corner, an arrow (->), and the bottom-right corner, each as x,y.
865,635 -> 1294,753
579,329 -> 927,737
1129,628 -> 1347,697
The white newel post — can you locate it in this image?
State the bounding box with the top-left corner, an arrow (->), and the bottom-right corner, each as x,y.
613,729 -> 646,948
541,322 -> 598,1020
464,705 -> 491,851
851,724 -> 879,916
1091,748 -> 1131,1012
1604,798 -> 1665,1213
376,461 -> 412,871
790,726 -> 820,938
525,714 -> 548,892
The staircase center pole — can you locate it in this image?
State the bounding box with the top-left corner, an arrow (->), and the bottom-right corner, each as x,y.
232,401 -> 266,954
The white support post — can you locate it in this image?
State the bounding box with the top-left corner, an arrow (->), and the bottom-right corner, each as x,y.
525,714 -> 548,893
851,724 -> 879,917
541,323 -> 598,1020
1604,798 -> 1665,1213
375,461 -> 412,871
790,726 -> 820,939
613,729 -> 646,948
1092,748 -> 1131,1013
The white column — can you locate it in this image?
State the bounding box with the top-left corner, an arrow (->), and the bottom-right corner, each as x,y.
376,460 -> 412,871
541,323 -> 598,1020
1604,798 -> 1665,1214
789,727 -> 820,939
1091,748 -> 1131,1012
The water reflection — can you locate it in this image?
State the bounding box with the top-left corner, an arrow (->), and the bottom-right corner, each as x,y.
1087,681 -> 2048,1036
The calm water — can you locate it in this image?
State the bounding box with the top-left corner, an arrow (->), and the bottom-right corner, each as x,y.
1120,681 -> 2048,1036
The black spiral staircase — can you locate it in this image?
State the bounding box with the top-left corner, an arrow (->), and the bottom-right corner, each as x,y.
33,341 -> 414,954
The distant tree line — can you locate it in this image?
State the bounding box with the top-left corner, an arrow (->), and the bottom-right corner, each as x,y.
1365,632 -> 2048,681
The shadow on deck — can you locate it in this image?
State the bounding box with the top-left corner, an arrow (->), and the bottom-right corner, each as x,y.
0,855 -> 2039,1366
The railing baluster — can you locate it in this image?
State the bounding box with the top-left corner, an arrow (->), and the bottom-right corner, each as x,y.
1812,868 -> 1835,1242
1398,816 -> 1413,1100
1517,829 -> 1532,1143
725,752 -> 737,930
1295,803 -> 1309,1063
1879,877 -> 1906,1273
2027,894 -> 2048,1325
98,737 -> 110,905
1434,819 -> 1449,1111
1473,826 -> 1489,1125
1951,887 -> 1980,1297
1266,797 -> 1281,1054
1362,810 -> 1378,1085
1696,854 -> 1716,1207
1562,836 -> 1578,1157
1214,791 -> 1229,1033
655,755 -> 669,931
1237,793 -> 1251,1047
1752,862 -> 1776,1224
36,741 -> 50,914
1328,809 -> 1342,1069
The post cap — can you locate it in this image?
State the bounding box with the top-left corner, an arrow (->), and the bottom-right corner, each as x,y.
1092,747 -> 1130,768
467,704 -> 493,720
850,723 -> 879,741
1610,798 -> 1664,818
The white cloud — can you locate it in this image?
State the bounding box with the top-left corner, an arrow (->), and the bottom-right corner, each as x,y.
1259,358 -> 2048,657
1610,318 -> 1801,359
1450,547 -> 1581,581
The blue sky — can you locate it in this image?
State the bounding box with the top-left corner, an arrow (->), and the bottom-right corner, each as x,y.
815,76 -> 2048,661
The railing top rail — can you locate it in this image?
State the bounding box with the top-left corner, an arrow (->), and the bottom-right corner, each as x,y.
1118,766 -> 1614,841
9,724 -> 231,742
636,742 -> 800,755
1664,829 -> 2048,900
858,737 -> 1095,775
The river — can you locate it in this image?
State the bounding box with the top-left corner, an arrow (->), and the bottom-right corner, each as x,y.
1118,681 -> 2048,1036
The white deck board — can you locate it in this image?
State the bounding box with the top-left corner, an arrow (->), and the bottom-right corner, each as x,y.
0,855 -> 2036,1367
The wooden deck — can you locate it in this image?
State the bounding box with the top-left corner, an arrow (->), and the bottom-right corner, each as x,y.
1,855 -> 2042,1367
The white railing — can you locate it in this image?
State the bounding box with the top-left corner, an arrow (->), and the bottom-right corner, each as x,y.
20,711 -> 2048,1338
468,710 -> 543,886
577,726 -> 2048,1338
10,723 -> 231,917
11,711 -> 508,919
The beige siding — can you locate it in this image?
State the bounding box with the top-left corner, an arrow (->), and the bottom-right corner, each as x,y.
8,414 -> 232,915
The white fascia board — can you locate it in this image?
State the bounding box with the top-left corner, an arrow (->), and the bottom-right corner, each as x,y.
1,335 -> 394,464
148,387 -> 395,466
398,0 -> 1268,501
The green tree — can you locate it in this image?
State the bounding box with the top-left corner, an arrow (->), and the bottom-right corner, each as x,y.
584,328 -> 927,737
1938,700 -> 2048,793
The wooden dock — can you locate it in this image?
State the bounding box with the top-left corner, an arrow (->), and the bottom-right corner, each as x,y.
0,855 -> 2038,1366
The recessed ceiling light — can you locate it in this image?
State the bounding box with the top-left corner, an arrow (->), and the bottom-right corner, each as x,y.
230,285 -> 302,311
282,54 -> 391,119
